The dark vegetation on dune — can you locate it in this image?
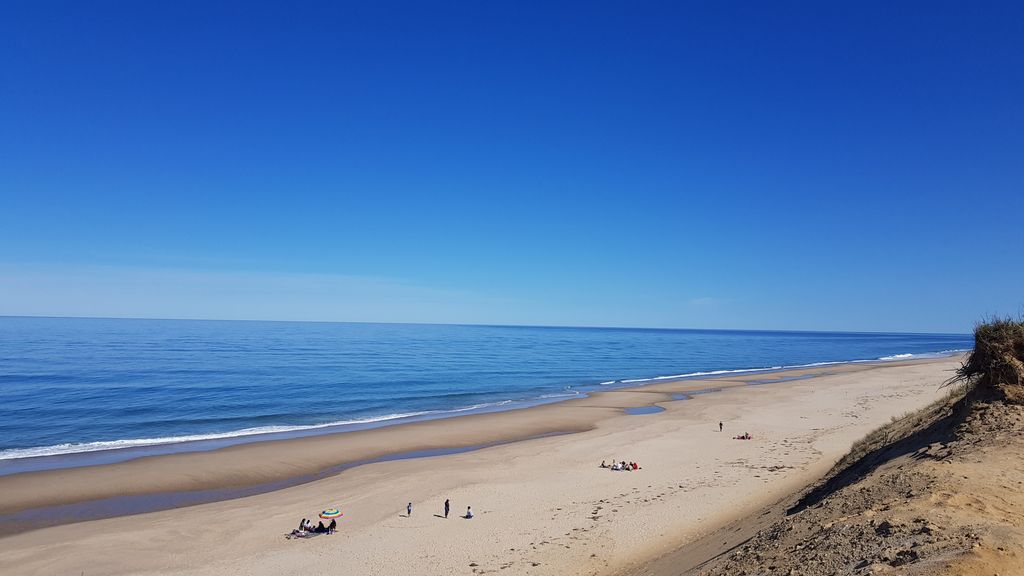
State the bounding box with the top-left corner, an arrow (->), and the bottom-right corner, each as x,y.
954,317 -> 1024,404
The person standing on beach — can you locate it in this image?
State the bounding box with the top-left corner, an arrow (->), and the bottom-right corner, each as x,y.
444,498 -> 450,518
719,421 -> 723,432
407,502 -> 412,516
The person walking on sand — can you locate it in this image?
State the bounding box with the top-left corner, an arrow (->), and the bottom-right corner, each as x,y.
719,421 -> 723,432
444,498 -> 450,518
465,506 -> 473,519
407,502 -> 412,516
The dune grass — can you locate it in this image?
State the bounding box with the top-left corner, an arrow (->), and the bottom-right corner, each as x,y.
953,317 -> 1024,403
837,317 -> 1024,474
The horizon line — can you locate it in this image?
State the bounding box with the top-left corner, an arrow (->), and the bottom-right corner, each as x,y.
0,313 -> 973,337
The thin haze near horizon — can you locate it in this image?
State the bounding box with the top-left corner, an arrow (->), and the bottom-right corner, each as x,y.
1,2 -> 1022,333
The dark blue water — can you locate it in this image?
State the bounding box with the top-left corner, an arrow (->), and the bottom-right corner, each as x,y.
0,317 -> 970,464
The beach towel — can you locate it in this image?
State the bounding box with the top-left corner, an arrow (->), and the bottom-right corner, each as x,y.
286,530 -> 327,540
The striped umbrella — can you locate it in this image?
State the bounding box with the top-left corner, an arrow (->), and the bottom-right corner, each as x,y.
319,508 -> 343,519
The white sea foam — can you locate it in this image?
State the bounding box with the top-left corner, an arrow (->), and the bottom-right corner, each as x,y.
0,404 -> 510,461
445,400 -> 515,412
613,348 -> 967,386
0,397 -> 550,461
539,390 -> 581,399
618,366 -> 784,385
877,349 -> 968,361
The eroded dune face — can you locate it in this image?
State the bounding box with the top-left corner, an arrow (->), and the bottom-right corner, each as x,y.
696,399 -> 1024,576
695,320 -> 1024,576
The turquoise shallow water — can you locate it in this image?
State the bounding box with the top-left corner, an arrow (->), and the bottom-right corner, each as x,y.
0,316 -> 970,467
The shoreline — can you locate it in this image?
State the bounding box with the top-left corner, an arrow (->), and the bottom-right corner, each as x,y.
0,356 -> 960,526
0,354 -> 963,575
0,350 -> 965,475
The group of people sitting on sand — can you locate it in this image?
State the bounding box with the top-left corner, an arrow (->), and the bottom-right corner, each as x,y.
600,460 -> 641,471
290,518 -> 337,537
733,432 -> 753,440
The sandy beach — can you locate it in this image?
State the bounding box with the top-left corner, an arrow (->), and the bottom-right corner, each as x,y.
0,355 -> 963,575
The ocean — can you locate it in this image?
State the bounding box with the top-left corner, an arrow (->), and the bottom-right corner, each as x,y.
0,316 -> 971,473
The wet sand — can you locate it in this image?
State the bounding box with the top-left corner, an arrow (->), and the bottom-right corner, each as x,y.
0,355 -> 963,575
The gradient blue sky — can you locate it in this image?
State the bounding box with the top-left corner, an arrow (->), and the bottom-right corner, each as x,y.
1,1 -> 1022,332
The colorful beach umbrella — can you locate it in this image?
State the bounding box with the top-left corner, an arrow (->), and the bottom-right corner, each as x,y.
319,508 -> 343,519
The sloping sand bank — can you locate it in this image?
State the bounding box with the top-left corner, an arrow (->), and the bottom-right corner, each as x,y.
681,399 -> 1024,576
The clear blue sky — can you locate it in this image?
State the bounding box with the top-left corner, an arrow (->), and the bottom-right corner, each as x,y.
1,1 -> 1021,333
